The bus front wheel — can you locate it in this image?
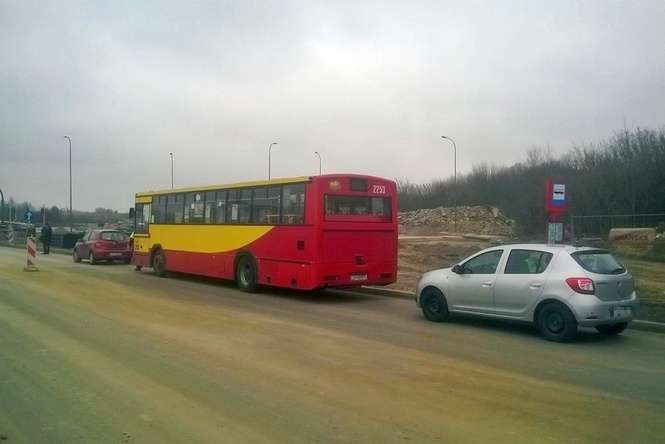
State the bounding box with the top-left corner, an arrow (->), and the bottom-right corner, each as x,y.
152,250 -> 167,277
236,255 -> 259,293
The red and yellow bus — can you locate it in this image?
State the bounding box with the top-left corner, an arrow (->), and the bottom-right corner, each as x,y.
131,174 -> 397,291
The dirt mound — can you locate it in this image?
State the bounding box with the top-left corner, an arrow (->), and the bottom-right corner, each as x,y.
398,205 -> 515,236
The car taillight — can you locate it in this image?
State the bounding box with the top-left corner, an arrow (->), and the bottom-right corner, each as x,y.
566,277 -> 595,295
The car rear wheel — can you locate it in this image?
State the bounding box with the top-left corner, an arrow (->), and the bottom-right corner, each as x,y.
152,250 -> 167,277
73,249 -> 82,263
421,287 -> 449,322
537,302 -> 578,342
596,322 -> 628,335
236,255 -> 259,292
89,250 -> 97,265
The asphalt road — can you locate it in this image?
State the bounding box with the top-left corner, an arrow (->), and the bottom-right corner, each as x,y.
1,246 -> 664,443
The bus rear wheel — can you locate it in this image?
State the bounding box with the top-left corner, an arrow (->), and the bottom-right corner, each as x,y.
236,255 -> 259,293
152,250 -> 167,277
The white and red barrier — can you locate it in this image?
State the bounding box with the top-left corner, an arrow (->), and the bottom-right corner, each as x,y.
24,236 -> 38,271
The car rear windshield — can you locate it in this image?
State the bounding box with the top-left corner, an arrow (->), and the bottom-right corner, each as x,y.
571,250 -> 626,275
324,195 -> 391,220
101,231 -> 129,241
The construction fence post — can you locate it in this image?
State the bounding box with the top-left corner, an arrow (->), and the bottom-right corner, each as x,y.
24,235 -> 39,272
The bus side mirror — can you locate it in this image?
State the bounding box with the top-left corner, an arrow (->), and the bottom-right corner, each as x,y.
128,207 -> 135,219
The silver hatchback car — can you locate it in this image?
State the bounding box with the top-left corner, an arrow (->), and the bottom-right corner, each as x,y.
416,244 -> 639,342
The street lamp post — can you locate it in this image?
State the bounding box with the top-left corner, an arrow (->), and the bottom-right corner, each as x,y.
314,151 -> 322,175
441,136 -> 457,233
169,152 -> 174,189
268,142 -> 278,180
0,188 -> 4,222
64,135 -> 73,231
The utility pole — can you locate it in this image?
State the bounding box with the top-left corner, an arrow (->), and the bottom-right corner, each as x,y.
169,152 -> 174,189
64,136 -> 73,231
314,151 -> 322,175
441,135 -> 457,233
268,142 -> 278,180
0,188 -> 4,222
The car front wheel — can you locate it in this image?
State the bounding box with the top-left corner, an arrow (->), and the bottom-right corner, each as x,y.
537,302 -> 578,342
421,287 -> 449,322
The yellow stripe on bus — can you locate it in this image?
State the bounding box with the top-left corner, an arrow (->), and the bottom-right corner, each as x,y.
133,225 -> 274,254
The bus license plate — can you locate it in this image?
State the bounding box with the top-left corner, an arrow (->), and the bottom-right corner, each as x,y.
613,307 -> 632,318
350,274 -> 367,282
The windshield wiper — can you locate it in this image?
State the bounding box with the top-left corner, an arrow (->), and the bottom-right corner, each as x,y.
610,267 -> 625,274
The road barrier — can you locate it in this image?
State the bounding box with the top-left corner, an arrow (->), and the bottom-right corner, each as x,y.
24,236 -> 38,272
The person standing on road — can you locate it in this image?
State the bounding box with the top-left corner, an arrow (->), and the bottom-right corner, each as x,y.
41,222 -> 53,254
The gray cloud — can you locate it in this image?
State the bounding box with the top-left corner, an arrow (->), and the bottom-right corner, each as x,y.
1,0 -> 664,210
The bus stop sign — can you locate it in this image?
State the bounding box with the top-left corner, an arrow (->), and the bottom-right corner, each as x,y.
545,180 -> 568,216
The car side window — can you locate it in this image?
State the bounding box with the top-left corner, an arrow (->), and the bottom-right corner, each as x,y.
462,250 -> 503,274
504,249 -> 553,274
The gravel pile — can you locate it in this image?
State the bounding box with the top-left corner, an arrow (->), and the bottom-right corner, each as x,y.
399,205 -> 515,236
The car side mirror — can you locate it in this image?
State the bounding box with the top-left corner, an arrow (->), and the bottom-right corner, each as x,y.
452,264 -> 464,274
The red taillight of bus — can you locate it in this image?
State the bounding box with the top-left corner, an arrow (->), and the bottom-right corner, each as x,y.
566,277 -> 595,295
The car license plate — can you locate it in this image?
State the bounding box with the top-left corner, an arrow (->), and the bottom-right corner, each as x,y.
350,274 -> 367,282
109,253 -> 122,257
613,307 -> 632,318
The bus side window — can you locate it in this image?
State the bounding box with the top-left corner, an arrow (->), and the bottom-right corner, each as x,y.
215,191 -> 227,224
185,193 -> 204,224
153,195 -> 166,223
282,184 -> 305,224
166,194 -> 184,224
227,189 -> 251,224
204,191 -> 217,224
252,186 -> 281,225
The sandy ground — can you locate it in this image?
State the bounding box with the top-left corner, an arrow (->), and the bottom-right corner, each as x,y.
1,246 -> 665,443
389,235 -> 493,292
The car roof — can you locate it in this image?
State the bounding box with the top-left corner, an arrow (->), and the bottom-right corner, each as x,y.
488,244 -> 601,254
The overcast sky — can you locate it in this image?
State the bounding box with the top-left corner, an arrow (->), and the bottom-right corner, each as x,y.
1,0 -> 664,211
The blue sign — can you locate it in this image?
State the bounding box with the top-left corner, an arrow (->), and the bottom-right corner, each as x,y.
24,208 -> 33,223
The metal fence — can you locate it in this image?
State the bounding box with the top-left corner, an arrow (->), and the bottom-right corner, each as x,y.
571,213 -> 665,240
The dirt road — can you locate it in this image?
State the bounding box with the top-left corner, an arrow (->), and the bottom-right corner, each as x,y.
1,246 -> 664,443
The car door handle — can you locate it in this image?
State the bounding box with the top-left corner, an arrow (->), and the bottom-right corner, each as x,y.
530,283 -> 543,289
482,281 -> 493,288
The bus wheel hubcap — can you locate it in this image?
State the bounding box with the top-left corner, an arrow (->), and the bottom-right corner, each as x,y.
241,264 -> 252,284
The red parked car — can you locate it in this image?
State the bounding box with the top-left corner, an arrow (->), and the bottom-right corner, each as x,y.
73,230 -> 132,264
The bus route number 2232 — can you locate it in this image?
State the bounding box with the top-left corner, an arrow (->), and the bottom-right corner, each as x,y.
372,185 -> 386,194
